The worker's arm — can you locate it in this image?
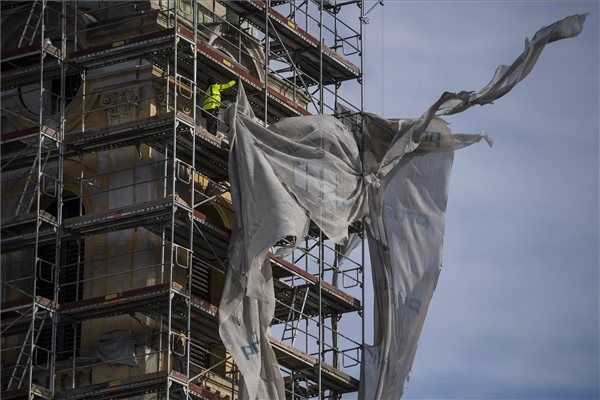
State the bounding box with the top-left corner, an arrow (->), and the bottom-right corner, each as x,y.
219,80 -> 237,91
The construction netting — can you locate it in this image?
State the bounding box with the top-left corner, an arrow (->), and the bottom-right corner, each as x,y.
217,14 -> 586,400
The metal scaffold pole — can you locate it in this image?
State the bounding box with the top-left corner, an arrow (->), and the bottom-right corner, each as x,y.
265,0 -> 270,125
318,1 -> 324,398
0,1 -> 66,398
360,0 -> 366,387
49,1 -> 67,395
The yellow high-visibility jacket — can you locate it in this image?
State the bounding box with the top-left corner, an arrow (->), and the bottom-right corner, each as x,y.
202,80 -> 237,111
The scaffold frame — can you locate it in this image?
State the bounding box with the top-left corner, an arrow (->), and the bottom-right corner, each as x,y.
1,1 -> 366,399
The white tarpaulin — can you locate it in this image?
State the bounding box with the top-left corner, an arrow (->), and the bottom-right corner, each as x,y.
218,14 -> 586,400
437,14 -> 587,116
219,85 -> 366,400
360,120 -> 455,400
219,85 -> 487,400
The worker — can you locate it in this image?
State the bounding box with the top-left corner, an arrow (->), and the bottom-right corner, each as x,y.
202,78 -> 237,134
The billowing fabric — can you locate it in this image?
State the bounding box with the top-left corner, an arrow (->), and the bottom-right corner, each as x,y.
219,85 -> 486,400
437,14 -> 587,116
218,14 -> 585,400
219,84 -> 368,400
218,85 -> 306,400
360,120 -> 454,400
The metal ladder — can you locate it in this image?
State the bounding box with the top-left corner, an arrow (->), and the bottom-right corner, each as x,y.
6,313 -> 47,390
18,0 -> 45,48
281,285 -> 309,345
15,152 -> 51,216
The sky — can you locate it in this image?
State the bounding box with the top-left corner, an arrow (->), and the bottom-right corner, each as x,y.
359,1 -> 599,399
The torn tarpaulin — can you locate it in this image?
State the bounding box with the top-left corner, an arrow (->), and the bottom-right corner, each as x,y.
219,84 -> 487,400
436,14 -> 587,116
218,13 -> 585,400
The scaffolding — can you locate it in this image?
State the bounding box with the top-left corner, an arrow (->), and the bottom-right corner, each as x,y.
1,1 -> 365,399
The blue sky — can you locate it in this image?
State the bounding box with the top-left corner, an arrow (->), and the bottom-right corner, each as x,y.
361,1 -> 599,399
